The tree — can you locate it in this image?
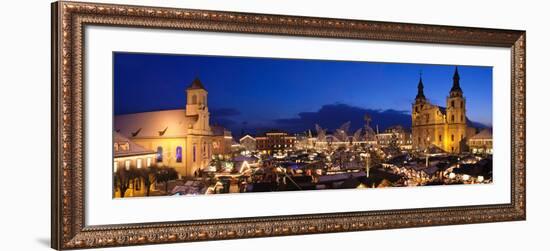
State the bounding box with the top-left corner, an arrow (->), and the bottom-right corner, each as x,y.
114,167 -> 136,198
386,133 -> 401,157
156,167 -> 179,194
138,166 -> 158,197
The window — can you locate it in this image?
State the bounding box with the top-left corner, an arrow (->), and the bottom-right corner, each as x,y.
451,100 -> 455,108
124,160 -> 131,170
451,134 -> 455,142
137,159 -> 142,169
113,161 -> 118,172
451,115 -> 455,122
119,142 -> 130,151
114,143 -> 119,151
439,135 -> 442,142
461,101 -> 463,108
193,144 -> 196,162
146,157 -> 152,167
176,146 -> 182,162
426,114 -> 429,123
156,146 -> 163,162
192,95 -> 197,104
461,115 -> 464,122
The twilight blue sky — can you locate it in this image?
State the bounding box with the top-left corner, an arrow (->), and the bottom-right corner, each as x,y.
114,52 -> 492,135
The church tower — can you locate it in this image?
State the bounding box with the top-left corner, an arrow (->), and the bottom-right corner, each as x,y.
411,74 -> 427,149
445,67 -> 467,153
186,77 -> 210,132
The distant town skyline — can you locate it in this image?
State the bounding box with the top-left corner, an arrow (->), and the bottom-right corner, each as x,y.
114,52 -> 492,135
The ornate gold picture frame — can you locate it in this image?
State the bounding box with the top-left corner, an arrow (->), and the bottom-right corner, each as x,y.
51,1 -> 526,249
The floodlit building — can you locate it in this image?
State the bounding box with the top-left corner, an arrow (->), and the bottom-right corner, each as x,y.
113,132 -> 157,172
114,78 -> 215,178
239,134 -> 257,152
375,125 -> 413,149
256,131 -> 296,154
211,125 -> 233,156
467,128 -> 493,154
411,67 -> 476,153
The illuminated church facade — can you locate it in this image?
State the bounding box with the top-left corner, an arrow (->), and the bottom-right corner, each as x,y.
411,67 -> 476,153
114,78 -> 230,177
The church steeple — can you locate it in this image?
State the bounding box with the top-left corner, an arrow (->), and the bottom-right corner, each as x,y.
415,73 -> 426,101
187,77 -> 207,91
450,66 -> 463,97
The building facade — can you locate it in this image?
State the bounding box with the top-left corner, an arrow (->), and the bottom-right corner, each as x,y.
256,131 -> 296,154
411,67 -> 475,153
239,134 -> 257,152
375,125 -> 413,149
467,128 -> 493,154
211,125 -> 233,156
113,132 -> 157,172
114,78 -> 215,178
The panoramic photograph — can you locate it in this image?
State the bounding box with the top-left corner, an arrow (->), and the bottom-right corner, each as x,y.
112,52 -> 493,198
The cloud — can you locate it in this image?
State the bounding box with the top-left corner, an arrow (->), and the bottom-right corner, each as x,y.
211,103 -> 487,137
210,107 -> 241,131
273,103 -> 411,133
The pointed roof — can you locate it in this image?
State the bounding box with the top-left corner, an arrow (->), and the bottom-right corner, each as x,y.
450,66 -> 463,95
186,77 -> 207,91
415,74 -> 426,100
470,128 -> 492,140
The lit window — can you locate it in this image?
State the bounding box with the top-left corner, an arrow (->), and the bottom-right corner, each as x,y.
113,161 -> 118,172
137,159 -> 142,169
146,157 -> 152,167
124,160 -> 131,170
156,146 -> 163,162
176,146 -> 182,162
